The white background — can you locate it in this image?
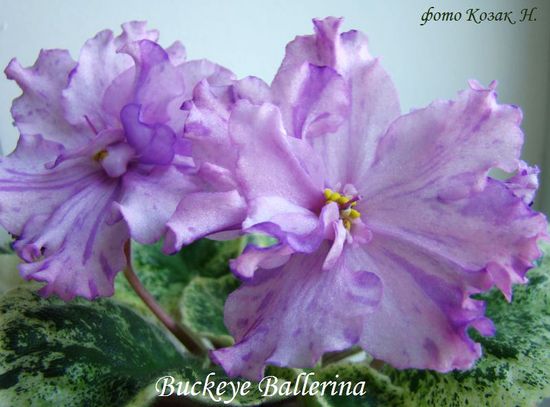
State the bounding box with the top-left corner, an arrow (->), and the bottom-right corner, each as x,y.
0,0 -> 549,213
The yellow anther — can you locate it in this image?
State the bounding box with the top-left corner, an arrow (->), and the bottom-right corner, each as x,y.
322,188 -> 361,230
93,149 -> 108,162
337,196 -> 350,205
349,209 -> 361,219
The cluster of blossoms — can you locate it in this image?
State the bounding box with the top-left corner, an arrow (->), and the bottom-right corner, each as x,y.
0,18 -> 547,380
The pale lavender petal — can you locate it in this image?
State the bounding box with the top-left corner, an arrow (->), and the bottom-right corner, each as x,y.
229,101 -> 323,209
163,190 -> 246,253
243,196 -> 321,252
166,41 -> 187,65
45,129 -> 123,170
0,134 -> 127,299
0,135 -> 98,235
214,231 -> 498,378
196,163 -> 238,191
16,179 -> 128,300
183,82 -> 236,171
5,50 -> 91,147
275,18 -> 400,187
280,17 -> 370,78
366,178 -> 546,301
504,160 -> 539,205
115,166 -> 200,244
179,59 -> 235,99
212,243 -> 383,380
230,243 -> 292,280
102,142 -> 135,178
271,63 -> 349,139
363,83 -> 522,199
351,235 -> 495,371
322,219 -> 347,270
232,76 -> 272,105
115,21 -> 159,48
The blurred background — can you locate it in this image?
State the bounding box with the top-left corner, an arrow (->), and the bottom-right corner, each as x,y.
0,0 -> 548,214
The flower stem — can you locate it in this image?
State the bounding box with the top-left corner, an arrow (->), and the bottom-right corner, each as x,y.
123,241 -> 208,357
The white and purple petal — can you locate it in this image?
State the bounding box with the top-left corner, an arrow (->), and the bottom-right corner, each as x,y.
212,242 -> 383,380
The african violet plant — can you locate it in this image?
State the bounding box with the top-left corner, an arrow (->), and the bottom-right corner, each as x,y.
0,17 -> 548,407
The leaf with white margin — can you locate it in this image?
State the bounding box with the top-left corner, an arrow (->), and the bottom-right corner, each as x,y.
0,288 -> 192,406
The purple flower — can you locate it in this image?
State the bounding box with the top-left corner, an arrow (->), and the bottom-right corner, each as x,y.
0,22 -> 234,300
162,73 -> 272,252
210,18 -> 548,379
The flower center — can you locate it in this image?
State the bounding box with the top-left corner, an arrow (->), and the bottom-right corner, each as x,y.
93,149 -> 108,162
323,188 -> 361,230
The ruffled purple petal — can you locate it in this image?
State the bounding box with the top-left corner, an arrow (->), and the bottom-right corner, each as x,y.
120,104 -> 176,165
0,134 -> 127,300
16,179 -> 128,300
214,228 -> 500,378
212,242 -> 383,380
120,40 -> 186,125
62,22 -> 158,131
274,18 -> 400,187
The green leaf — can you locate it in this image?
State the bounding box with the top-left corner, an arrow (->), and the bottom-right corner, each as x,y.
180,274 -> 240,346
180,238 -> 245,279
0,246 -> 40,296
114,239 -> 243,319
114,241 -> 189,318
0,288 -> 191,407
310,363 -> 405,407
0,288 -> 297,407
379,242 -> 550,406
0,253 -> 24,296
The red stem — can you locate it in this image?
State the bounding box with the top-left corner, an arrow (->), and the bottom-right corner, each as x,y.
123,241 -> 208,357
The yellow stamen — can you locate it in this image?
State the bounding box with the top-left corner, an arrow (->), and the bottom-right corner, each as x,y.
93,149 -> 108,162
322,188 -> 362,230
349,209 -> 361,219
343,219 -> 352,230
337,196 -> 350,205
